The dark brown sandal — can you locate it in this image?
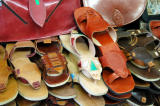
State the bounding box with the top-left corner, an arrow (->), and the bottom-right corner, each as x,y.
35,37 -> 70,87
117,30 -> 160,81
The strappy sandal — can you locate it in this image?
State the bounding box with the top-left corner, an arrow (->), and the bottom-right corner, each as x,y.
35,37 -> 70,87
6,41 -> 48,101
118,31 -> 160,81
0,45 -> 18,105
74,7 -> 134,95
60,32 -> 108,96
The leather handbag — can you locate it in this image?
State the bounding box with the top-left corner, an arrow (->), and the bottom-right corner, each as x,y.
0,0 -> 81,42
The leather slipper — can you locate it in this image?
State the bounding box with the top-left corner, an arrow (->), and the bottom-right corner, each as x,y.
73,84 -> 105,106
0,45 -> 12,92
60,34 -> 108,96
6,41 -> 48,101
0,77 -> 18,105
49,83 -> 76,99
74,7 -> 134,95
64,52 -> 108,96
82,0 -> 146,26
127,89 -> 154,106
35,37 -> 70,87
16,96 -> 41,106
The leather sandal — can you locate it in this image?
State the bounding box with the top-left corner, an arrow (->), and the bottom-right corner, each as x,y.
82,0 -> 146,27
60,32 -> 108,96
6,41 -> 48,101
134,76 -> 150,89
74,7 -> 134,95
49,83 -> 76,99
0,45 -> 18,105
73,84 -> 105,106
35,37 -> 70,87
118,31 -> 160,81
104,96 -> 125,106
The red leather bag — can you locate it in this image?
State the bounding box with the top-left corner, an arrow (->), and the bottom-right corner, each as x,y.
0,0 -> 81,42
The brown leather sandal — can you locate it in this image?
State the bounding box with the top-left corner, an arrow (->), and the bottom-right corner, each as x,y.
74,7 -> 135,95
35,37 -> 70,87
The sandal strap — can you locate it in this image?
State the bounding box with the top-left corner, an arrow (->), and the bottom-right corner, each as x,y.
9,41 -> 36,60
35,37 -> 62,55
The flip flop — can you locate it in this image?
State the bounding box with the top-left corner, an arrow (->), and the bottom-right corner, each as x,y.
49,83 -> 76,99
6,41 -> 48,101
16,96 -> 41,106
74,7 -> 135,95
82,0 -> 146,26
73,84 -> 105,106
0,45 -> 12,92
118,31 -> 160,81
0,77 -> 18,105
35,37 -> 70,87
127,89 -> 154,106
61,36 -> 108,96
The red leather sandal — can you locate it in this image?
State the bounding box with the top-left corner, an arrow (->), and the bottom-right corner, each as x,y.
74,7 -> 135,95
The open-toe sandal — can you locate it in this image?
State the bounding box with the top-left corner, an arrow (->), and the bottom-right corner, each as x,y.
118,31 -> 160,81
74,7 -> 134,95
35,37 -> 70,87
60,31 -> 108,96
6,41 -> 48,101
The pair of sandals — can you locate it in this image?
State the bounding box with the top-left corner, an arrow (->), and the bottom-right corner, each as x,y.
117,30 -> 160,81
72,7 -> 135,96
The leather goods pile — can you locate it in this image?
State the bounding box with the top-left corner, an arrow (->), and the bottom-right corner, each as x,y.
0,0 -> 160,106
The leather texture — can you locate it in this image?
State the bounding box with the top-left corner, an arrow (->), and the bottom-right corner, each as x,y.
150,20 -> 160,39
0,0 -> 80,42
83,0 -> 146,26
